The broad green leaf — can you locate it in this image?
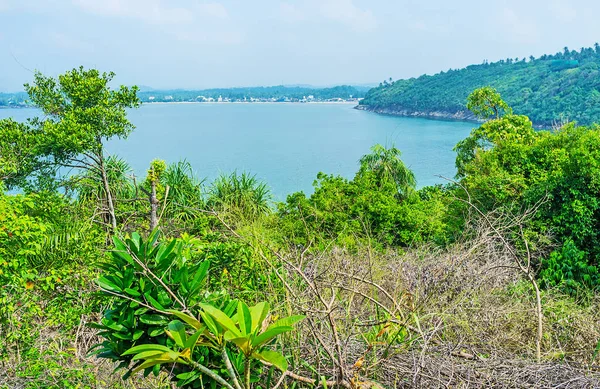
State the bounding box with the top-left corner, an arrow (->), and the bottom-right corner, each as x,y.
223,300 -> 238,317
144,293 -> 166,311
148,327 -> 165,337
122,344 -> 173,356
113,236 -> 127,250
140,314 -> 168,325
113,250 -> 136,267
113,332 -> 133,340
147,229 -> 160,248
225,335 -> 251,354
156,239 -> 178,266
253,350 -> 288,372
252,326 -> 293,348
200,312 -> 219,337
131,351 -> 181,374
128,232 -> 141,255
250,302 -> 269,332
166,320 -> 187,348
184,328 -> 205,352
167,309 -> 202,330
131,350 -> 166,360
97,277 -> 122,293
237,301 -> 252,335
134,307 -> 149,316
103,320 -> 127,332
132,329 -> 144,341
124,288 -> 141,297
191,260 -> 210,288
266,315 -> 305,331
200,303 -> 240,337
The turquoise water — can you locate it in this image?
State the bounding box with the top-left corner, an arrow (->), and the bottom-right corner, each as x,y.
0,104 -> 473,199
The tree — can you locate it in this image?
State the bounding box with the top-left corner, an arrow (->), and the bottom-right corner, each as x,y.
466,86 -> 512,120
358,144 -> 416,197
142,159 -> 167,231
0,119 -> 43,188
24,67 -> 140,231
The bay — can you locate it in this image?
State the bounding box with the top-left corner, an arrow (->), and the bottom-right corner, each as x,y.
0,103 -> 473,200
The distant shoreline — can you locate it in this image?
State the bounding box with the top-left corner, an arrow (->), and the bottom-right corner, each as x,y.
141,101 -> 358,105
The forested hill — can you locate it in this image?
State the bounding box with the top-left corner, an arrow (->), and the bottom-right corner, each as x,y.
358,45 -> 600,126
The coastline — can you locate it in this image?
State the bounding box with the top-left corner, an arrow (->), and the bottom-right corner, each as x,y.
354,105 -> 481,124
355,104 -> 550,129
141,101 -> 358,105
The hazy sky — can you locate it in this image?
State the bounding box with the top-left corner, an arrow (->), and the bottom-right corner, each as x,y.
0,0 -> 599,91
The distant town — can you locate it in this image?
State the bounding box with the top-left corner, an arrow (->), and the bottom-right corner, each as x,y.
145,94 -> 361,103
137,85 -> 369,104
0,85 -> 370,108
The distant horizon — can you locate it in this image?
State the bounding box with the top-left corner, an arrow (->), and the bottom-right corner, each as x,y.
2,42 -> 596,93
2,0 -> 598,91
0,41 -> 595,94
0,82 -> 377,94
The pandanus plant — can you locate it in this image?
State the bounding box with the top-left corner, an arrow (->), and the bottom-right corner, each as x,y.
94,230 -> 303,388
122,302 -> 303,389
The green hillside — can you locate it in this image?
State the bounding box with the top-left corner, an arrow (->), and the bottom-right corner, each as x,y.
359,45 -> 600,126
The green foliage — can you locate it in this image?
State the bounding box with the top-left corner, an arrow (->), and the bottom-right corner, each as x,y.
5,72 -> 600,387
208,172 -> 272,219
92,232 -> 213,368
160,161 -> 205,224
147,159 -> 167,184
6,349 -> 107,389
0,119 -> 44,188
2,67 -> 141,231
454,113 -> 536,181
455,97 -> 600,292
466,87 -> 512,119
0,190 -> 104,359
540,240 -> 599,293
73,155 -> 135,202
276,144 -> 452,249
94,231 -> 302,389
360,45 -> 600,126
358,144 -> 416,197
24,67 -> 140,158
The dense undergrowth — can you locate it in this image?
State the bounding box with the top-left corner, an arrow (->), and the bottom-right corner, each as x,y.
1,69 -> 600,388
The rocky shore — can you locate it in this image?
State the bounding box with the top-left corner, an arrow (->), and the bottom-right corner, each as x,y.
354,104 -> 482,123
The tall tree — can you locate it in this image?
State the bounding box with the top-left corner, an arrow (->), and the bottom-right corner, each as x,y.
357,144 -> 416,197
24,67 -> 140,231
466,86 -> 512,120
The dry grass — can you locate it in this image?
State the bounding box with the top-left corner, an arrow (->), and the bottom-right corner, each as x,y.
257,215 -> 600,388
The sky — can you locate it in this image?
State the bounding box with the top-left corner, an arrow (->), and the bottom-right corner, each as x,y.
0,0 -> 599,91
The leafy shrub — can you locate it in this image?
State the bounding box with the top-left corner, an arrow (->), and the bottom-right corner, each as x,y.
207,172 -> 272,219
93,231 -> 302,389
540,240 -> 599,294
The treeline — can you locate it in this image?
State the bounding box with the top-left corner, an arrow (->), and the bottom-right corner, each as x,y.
360,44 -> 600,126
1,69 -> 600,388
0,86 -> 369,107
139,85 -> 369,102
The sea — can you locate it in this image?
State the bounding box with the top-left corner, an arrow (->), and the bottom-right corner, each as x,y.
0,103 -> 474,200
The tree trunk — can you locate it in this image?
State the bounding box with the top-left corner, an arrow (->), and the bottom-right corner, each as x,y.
98,152 -> 117,232
149,177 -> 158,231
528,273 -> 543,363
